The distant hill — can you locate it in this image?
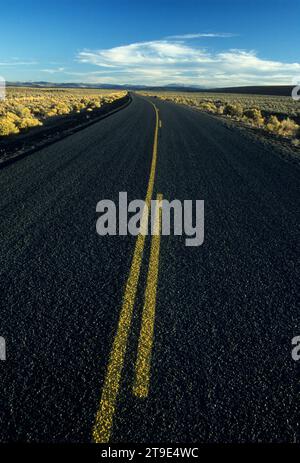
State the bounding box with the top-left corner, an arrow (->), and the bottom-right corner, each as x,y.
205,85 -> 294,96
6,82 -> 295,96
142,85 -> 294,96
6,81 -> 127,90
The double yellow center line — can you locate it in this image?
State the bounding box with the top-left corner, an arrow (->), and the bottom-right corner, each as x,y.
93,101 -> 162,443
133,193 -> 162,398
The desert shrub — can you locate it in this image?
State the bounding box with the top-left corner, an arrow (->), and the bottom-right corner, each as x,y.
5,111 -> 21,123
243,108 -> 265,126
244,108 -> 262,120
186,98 -> 195,106
72,102 -> 86,112
13,105 -> 32,119
0,117 -> 20,135
86,98 -> 101,109
277,118 -> 299,137
199,102 -> 217,112
216,105 -> 225,115
223,103 -> 243,118
45,109 -> 58,117
54,102 -> 71,115
266,115 -> 281,133
6,106 -> 42,129
266,116 -> 299,137
17,116 -> 42,129
92,100 -> 101,109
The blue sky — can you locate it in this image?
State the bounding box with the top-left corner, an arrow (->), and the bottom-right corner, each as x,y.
0,0 -> 299,87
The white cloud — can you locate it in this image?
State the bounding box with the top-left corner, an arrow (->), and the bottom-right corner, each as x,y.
78,40 -> 213,68
217,50 -> 300,72
76,38 -> 300,87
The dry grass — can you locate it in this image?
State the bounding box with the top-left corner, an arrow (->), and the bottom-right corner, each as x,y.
0,87 -> 127,136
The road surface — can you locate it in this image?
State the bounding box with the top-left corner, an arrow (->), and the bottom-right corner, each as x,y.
0,93 -> 299,443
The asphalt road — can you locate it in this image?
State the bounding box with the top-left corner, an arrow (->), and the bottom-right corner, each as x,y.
0,93 -> 299,443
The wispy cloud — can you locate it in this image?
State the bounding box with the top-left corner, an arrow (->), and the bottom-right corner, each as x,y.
166,32 -> 237,39
40,67 -> 66,74
76,36 -> 300,87
0,59 -> 37,66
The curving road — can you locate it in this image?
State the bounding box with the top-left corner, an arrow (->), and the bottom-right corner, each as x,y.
0,94 -> 299,443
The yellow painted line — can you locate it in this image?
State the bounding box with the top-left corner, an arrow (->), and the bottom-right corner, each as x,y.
92,101 -> 159,444
133,193 -> 163,398
145,103 -> 159,207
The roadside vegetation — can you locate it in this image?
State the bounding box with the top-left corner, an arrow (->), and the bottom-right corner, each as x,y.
142,91 -> 300,146
0,87 -> 127,136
